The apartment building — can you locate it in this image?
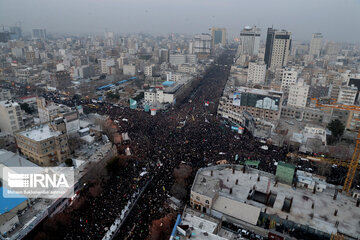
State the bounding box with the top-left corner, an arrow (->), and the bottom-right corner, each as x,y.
218,87 -> 283,123
280,69 -> 298,94
0,89 -> 11,101
15,119 -> 69,166
287,81 -> 309,108
0,100 -> 24,134
247,61 -> 266,85
337,86 -> 358,105
264,28 -> 292,70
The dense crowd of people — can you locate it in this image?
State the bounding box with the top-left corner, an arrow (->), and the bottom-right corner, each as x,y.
34,51 -> 292,240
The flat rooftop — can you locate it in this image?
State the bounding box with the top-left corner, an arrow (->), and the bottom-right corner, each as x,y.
0,187 -> 27,214
174,207 -> 238,240
18,124 -> 61,142
0,149 -> 39,168
234,86 -> 283,96
193,165 -> 360,239
0,100 -> 19,108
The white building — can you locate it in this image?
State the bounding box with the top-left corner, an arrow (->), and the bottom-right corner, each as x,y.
15,67 -> 32,80
186,54 -> 197,64
281,69 -> 298,94
337,86 -> 358,105
264,28 -> 292,70
309,33 -> 323,57
0,89 -> 11,101
36,97 -> 60,123
56,63 -> 65,71
303,125 -> 327,145
99,58 -> 115,75
193,34 -> 212,57
117,56 -> 128,69
287,81 -> 309,108
166,72 -> 183,82
144,65 -> 155,77
169,54 -> 197,66
144,88 -> 177,105
169,54 -> 186,66
247,61 -> 266,85
123,64 -> 137,76
239,26 -> 261,56
0,100 -> 24,134
178,64 -> 197,74
188,41 -> 194,54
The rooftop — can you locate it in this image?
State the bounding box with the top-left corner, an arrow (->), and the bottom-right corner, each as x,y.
18,124 -> 61,142
0,100 -> 19,108
0,187 -> 27,215
174,207 -> 226,240
234,86 -> 283,97
0,149 -> 39,168
192,165 -> 360,239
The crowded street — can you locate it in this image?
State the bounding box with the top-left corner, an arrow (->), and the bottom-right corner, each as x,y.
31,50 -> 295,240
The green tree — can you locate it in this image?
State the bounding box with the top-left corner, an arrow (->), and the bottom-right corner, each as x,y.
328,119 -> 345,140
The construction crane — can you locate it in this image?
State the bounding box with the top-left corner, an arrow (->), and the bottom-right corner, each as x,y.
312,98 -> 360,193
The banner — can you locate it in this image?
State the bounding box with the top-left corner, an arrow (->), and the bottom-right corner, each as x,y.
233,92 -> 241,106
144,104 -> 150,112
130,99 -> 137,109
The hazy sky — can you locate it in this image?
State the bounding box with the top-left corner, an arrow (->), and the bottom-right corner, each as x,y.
1,0 -> 360,42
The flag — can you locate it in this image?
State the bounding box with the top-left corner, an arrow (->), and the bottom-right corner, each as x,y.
205,101 -> 209,106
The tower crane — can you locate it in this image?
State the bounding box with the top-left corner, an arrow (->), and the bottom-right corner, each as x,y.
312,98 -> 360,193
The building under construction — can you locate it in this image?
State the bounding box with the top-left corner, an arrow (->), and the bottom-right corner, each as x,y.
188,164 -> 360,239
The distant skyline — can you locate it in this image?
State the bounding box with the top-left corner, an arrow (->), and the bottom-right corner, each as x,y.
1,0 -> 360,43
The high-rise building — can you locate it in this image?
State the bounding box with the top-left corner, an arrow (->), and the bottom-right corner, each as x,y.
280,69 -> 298,94
105,31 -> 114,47
159,49 -> 169,63
211,27 -> 227,48
309,33 -> 323,57
287,81 -> 309,108
32,29 -> 47,39
99,58 -> 115,75
144,65 -> 155,77
0,31 -> 11,43
264,28 -> 292,70
188,41 -> 194,54
0,100 -> 24,134
325,41 -> 339,55
10,26 -> 22,40
337,86 -> 358,105
169,54 -> 186,66
247,61 -> 266,85
239,26 -> 261,56
193,34 -> 212,59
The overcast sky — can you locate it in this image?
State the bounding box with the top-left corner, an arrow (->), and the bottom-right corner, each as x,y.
1,0 -> 359,43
